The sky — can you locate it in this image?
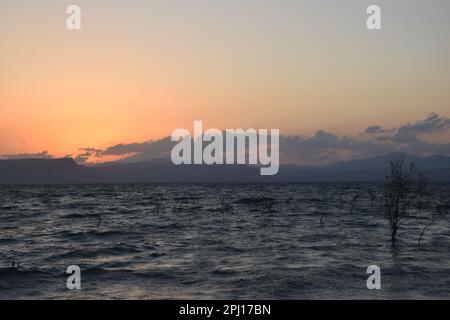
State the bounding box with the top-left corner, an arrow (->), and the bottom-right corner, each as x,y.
1,0 -> 450,164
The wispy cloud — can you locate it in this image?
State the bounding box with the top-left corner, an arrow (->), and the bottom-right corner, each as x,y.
0,151 -> 54,160
391,113 -> 450,143
71,113 -> 450,165
79,114 -> 449,165
2,114 -> 449,166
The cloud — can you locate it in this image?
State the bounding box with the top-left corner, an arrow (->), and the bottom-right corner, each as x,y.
309,130 -> 340,148
279,113 -> 450,164
279,133 -> 394,165
99,137 -> 174,162
365,125 -> 384,134
0,151 -> 54,160
74,148 -> 103,163
69,113 -> 450,165
392,113 -> 450,143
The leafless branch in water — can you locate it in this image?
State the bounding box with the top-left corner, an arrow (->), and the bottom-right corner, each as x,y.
418,203 -> 449,246
383,155 -> 428,247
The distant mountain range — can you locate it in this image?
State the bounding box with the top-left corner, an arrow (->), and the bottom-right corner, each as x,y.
1,152 -> 450,185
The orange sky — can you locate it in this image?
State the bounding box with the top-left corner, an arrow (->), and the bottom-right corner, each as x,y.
1,1 -> 450,158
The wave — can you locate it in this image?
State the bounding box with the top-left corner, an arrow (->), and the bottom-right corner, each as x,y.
235,197 -> 275,205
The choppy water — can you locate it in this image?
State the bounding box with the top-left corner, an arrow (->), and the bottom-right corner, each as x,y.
0,183 -> 449,300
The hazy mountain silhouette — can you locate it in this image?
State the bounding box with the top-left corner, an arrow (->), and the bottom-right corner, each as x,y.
1,153 -> 449,185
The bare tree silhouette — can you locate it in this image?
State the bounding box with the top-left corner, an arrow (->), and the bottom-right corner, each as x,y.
383,156 -> 428,247
418,203 -> 449,246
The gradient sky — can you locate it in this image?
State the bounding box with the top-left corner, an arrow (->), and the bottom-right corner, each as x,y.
1,0 -> 450,159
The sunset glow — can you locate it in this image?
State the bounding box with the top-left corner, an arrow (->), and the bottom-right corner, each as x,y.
1,0 -> 450,162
